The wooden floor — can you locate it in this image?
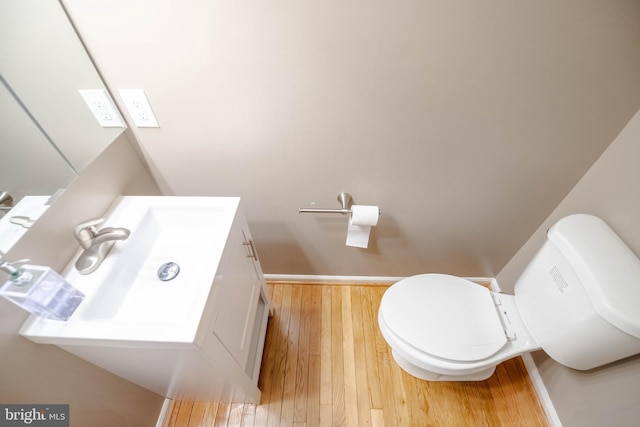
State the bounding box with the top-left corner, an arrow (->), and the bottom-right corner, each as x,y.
165,283 -> 548,427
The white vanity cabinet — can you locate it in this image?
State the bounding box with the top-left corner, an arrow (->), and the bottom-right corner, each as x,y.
20,197 -> 272,403
200,208 -> 272,391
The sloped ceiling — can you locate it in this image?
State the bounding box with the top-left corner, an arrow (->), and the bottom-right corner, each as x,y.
63,0 -> 640,277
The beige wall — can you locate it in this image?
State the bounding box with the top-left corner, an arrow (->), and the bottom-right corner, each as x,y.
63,0 -> 640,279
496,110 -> 640,426
0,134 -> 164,427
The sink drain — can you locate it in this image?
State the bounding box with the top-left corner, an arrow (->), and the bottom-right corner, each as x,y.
157,262 -> 180,281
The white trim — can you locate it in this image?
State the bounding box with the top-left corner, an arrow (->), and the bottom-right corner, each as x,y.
155,398 -> 174,427
264,274 -> 494,287
521,353 -> 563,427
264,274 -> 404,285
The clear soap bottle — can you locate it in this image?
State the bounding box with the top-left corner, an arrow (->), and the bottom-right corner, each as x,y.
0,255 -> 85,321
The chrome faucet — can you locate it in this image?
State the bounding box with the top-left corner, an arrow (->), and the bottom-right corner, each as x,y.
73,218 -> 130,275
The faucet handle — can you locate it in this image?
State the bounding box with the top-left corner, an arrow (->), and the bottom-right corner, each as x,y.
74,217 -> 105,245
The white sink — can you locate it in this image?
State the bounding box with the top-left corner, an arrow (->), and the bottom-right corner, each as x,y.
20,196 -> 240,346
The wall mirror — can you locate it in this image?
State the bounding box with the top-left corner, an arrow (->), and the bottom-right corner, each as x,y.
0,0 -> 124,249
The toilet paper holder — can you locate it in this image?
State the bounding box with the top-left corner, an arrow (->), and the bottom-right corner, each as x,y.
298,192 -> 380,216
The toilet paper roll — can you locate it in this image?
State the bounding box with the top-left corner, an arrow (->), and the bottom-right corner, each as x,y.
346,205 -> 379,248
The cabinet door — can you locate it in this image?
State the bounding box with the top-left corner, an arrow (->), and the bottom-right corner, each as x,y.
211,222 -> 261,367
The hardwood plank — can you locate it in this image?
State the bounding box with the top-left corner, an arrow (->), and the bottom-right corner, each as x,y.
307,285 -> 322,356
445,380 -> 479,426
350,286 -> 373,427
266,285 -> 293,427
306,354 -> 321,427
486,362 -> 512,424
496,361 -> 520,423
370,408 -> 385,427
319,286 -> 332,406
319,404 -> 332,426
165,283 -> 549,427
320,405 -> 333,427
214,402 -> 231,426
505,357 -> 548,426
201,401 -> 218,426
475,377 -> 502,427
166,400 -> 180,427
173,401 -> 193,427
280,285 -> 302,427
459,381 -> 491,427
402,365 -> 433,426
294,285 -> 312,423
376,350 -> 399,427
492,359 -> 540,426
369,286 -> 389,353
360,286 -> 384,409
186,401 -> 207,427
330,286 -> 346,427
340,287 -> 359,427
305,287 -> 322,426
388,349 -> 411,426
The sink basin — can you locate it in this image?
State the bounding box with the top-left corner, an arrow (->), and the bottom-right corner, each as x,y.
20,196 -> 240,345
83,204 -> 226,323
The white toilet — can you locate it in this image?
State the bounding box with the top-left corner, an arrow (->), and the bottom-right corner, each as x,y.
378,214 -> 640,381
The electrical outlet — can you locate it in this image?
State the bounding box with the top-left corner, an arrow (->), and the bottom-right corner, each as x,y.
79,89 -> 125,128
118,89 -> 159,128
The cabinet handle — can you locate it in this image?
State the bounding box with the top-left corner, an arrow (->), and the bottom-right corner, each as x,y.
243,240 -> 259,261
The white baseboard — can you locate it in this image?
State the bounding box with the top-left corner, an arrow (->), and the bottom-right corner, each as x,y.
521,353 -> 563,427
264,274 -> 495,286
263,274 -> 404,284
155,398 -> 174,427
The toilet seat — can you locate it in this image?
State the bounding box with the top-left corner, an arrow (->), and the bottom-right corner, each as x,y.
379,274 -> 507,362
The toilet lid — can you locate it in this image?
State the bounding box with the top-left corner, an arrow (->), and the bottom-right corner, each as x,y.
380,274 -> 507,362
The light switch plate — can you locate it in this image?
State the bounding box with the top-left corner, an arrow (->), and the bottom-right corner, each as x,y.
78,89 -> 125,128
118,89 -> 160,128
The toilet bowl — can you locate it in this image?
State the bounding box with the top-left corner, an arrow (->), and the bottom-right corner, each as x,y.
378,214 -> 640,381
378,274 -> 540,381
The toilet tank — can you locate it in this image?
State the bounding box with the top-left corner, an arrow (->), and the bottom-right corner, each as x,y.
514,214 -> 640,370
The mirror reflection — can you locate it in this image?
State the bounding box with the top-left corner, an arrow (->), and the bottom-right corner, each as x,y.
0,0 -> 125,250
